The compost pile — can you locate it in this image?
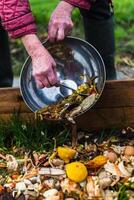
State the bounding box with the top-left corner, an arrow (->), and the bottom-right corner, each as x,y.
0,128 -> 134,200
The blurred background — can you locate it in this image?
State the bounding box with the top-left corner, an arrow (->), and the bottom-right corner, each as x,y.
12,0 -> 134,86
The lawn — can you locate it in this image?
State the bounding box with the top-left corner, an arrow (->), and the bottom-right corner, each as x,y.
11,0 -> 134,76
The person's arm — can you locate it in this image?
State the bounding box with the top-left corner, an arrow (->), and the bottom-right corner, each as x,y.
48,1 -> 74,42
48,0 -> 92,42
0,0 -> 58,88
22,34 -> 58,88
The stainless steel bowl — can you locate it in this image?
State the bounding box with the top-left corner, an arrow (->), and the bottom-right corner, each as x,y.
20,36 -> 106,113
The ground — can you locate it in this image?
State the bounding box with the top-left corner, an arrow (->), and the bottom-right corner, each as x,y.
11,0 -> 134,85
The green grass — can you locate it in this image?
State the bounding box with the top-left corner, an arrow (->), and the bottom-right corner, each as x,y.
29,0 -> 59,26
0,115 -> 70,151
114,0 -> 134,24
0,113 -> 133,153
114,0 -> 134,57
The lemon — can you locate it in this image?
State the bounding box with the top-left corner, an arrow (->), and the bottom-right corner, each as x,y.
66,161 -> 88,183
57,147 -> 76,163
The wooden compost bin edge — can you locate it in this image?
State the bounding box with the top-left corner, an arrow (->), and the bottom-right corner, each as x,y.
0,79 -> 134,130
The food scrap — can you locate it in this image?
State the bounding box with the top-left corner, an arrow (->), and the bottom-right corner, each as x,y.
36,80 -> 98,122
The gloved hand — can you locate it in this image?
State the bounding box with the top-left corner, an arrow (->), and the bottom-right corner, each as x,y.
21,34 -> 58,88
48,1 -> 74,42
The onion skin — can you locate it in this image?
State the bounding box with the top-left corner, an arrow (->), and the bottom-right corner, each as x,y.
124,146 -> 134,156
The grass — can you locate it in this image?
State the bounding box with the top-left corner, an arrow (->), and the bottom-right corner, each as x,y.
11,0 -> 134,76
0,114 -> 116,152
0,114 -> 71,151
114,0 -> 134,67
0,113 -> 133,153
114,0 -> 134,24
29,0 -> 58,30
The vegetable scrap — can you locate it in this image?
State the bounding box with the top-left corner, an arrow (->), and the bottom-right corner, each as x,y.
36,79 -> 98,122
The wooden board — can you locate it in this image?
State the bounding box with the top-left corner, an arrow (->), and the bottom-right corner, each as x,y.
0,79 -> 134,130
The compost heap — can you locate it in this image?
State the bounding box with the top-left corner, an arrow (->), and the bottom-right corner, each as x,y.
0,128 -> 134,200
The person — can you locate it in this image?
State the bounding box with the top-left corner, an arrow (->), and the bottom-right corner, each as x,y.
0,0 -> 58,88
48,0 -> 117,80
0,0 -> 115,89
0,27 -> 13,87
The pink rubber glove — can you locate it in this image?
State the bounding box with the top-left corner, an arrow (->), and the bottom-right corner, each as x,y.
21,34 -> 58,88
48,1 -> 74,42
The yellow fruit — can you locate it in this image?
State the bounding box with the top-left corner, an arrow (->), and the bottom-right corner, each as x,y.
86,155 -> 107,169
93,155 -> 107,165
66,161 -> 88,183
57,147 -> 76,163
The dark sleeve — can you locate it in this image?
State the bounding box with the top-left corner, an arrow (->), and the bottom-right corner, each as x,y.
61,0 -> 92,10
